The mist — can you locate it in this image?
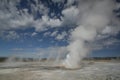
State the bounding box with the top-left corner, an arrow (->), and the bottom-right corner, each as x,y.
63,0 -> 115,69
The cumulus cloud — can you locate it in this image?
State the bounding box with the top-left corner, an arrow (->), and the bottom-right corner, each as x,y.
33,15 -> 62,32
56,32 -> 67,40
29,0 -> 49,15
51,31 -> 58,37
66,0 -> 75,6
56,34 -> 64,40
62,6 -> 79,26
48,18 -> 62,27
0,1 -> 35,31
0,0 -> 62,36
43,31 -> 51,37
31,32 -> 37,37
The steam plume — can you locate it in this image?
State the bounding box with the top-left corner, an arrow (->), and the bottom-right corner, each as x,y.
63,0 -> 115,69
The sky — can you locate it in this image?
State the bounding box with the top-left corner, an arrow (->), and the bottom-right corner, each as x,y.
0,0 -> 120,58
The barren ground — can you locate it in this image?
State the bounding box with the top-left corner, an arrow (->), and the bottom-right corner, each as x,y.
0,61 -> 120,80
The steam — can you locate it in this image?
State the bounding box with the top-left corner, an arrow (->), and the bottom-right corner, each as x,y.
63,0 -> 115,68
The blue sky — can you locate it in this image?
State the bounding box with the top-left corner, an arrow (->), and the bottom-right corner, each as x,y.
0,0 -> 120,58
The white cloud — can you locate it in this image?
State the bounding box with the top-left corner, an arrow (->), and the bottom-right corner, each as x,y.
56,34 -> 63,40
43,32 -> 51,36
0,1 -> 35,31
0,0 -> 62,40
48,18 -> 62,27
10,13 -> 34,29
62,6 -> 79,26
28,0 -> 49,15
0,0 -> 62,34
56,31 -> 67,40
51,31 -> 58,37
101,26 -> 112,34
31,32 -> 37,37
96,25 -> 120,40
66,0 -> 75,6
34,15 -> 62,32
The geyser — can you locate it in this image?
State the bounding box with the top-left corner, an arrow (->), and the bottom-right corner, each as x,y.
63,0 -> 115,69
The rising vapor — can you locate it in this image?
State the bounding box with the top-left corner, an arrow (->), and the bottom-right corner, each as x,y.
63,0 -> 115,69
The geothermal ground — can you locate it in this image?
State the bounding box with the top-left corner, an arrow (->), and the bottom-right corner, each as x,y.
0,60 -> 120,80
